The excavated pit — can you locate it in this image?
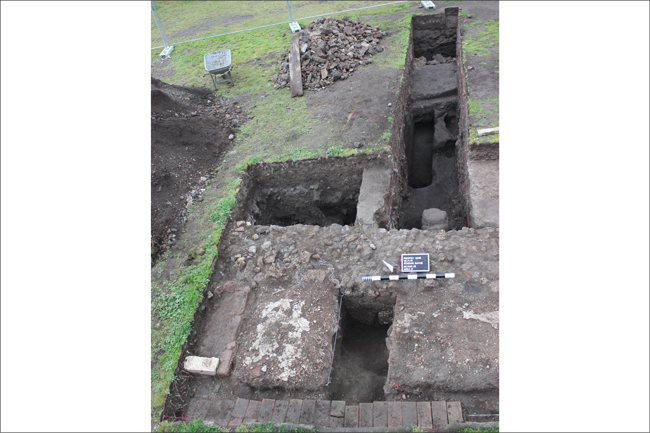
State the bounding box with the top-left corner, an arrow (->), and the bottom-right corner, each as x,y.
241,161 -> 363,227
328,299 -> 394,404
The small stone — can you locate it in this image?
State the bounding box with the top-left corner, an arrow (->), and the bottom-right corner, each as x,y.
196,248 -> 206,256
422,208 -> 449,231
369,243 -> 376,250
353,142 -> 362,148
228,134 -> 235,140
249,246 -> 257,254
261,241 -> 272,250
387,102 -> 392,107
312,254 -> 321,260
234,227 -> 244,232
237,220 -> 246,227
252,234 -> 259,240
207,291 -> 213,299
345,234 -> 359,242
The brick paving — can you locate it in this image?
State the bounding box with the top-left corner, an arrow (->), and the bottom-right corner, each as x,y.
186,397 -> 463,429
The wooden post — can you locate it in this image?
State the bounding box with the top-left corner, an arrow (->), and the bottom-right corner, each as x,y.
289,34 -> 303,97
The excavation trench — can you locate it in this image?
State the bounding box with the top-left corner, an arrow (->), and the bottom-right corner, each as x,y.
396,12 -> 467,230
328,297 -> 394,404
165,8 -> 499,421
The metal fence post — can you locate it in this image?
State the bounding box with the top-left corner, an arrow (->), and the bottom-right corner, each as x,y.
151,0 -> 170,47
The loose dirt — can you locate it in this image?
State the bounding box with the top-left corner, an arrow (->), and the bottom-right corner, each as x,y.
150,78 -> 247,260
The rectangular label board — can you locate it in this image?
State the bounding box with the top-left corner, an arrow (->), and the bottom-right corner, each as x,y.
401,253 -> 430,273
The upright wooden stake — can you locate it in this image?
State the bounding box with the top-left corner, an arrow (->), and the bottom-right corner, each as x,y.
289,34 -> 303,97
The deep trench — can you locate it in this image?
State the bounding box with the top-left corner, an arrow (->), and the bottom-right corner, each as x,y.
328,302 -> 391,404
398,12 -> 467,230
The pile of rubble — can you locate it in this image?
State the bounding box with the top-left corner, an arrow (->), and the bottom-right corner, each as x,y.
272,16 -> 387,91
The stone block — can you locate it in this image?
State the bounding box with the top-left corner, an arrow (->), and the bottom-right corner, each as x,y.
422,208 -> 448,230
184,356 -> 219,376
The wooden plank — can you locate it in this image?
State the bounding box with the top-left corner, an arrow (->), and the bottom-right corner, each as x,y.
344,406 -> 359,428
186,399 -> 210,420
387,401 -> 402,427
243,400 -> 261,424
431,401 -> 448,428
372,401 -> 387,427
231,398 -> 250,419
330,400 -> 346,418
289,34 -> 303,97
358,403 -> 373,428
314,400 -> 331,427
330,415 -> 345,429
205,400 -> 234,425
401,401 -> 417,428
447,401 -> 463,424
258,399 -> 275,423
416,401 -> 432,429
285,399 -> 303,424
299,399 -> 316,425
270,400 -> 289,424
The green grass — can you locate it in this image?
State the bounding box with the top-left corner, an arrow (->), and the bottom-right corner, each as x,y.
160,421 -> 318,433
467,97 -> 498,143
326,145 -> 344,157
462,20 -> 499,57
152,1 -> 404,48
458,429 -> 499,433
151,177 -> 240,416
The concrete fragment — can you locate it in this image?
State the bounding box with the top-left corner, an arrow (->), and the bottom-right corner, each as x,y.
477,127 -> 499,136
422,208 -> 448,230
184,356 -> 219,376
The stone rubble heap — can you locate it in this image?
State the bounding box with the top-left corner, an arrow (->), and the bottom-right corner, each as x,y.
272,16 -> 387,91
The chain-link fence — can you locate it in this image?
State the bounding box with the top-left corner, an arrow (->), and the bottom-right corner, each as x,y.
151,0 -> 408,51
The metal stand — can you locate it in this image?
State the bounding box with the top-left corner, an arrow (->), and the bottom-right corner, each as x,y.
202,67 -> 234,91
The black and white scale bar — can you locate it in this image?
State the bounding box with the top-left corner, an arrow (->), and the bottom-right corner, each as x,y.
362,273 -> 455,281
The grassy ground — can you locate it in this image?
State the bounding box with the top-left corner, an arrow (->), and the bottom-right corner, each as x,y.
461,18 -> 499,144
150,1 -> 414,426
159,419 -> 317,432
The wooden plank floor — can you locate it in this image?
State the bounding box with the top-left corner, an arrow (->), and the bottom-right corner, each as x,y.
185,397 -> 463,429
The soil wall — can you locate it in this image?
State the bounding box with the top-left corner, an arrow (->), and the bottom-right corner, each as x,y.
386,18 -> 414,230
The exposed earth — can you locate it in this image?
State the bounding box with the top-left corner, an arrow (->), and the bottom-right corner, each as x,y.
151,78 -> 247,259
151,1 -> 499,428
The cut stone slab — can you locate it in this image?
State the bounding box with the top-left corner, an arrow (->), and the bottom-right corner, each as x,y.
411,63 -> 458,101
356,166 -> 391,228
467,159 -> 499,228
194,281 -> 249,358
422,208 -> 448,230
234,280 -> 339,391
184,356 -> 219,375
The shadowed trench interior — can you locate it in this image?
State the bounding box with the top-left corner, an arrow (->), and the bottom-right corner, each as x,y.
328,302 -> 391,404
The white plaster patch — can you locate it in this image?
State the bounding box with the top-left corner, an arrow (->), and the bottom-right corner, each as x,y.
243,298 -> 311,382
462,310 -> 499,329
